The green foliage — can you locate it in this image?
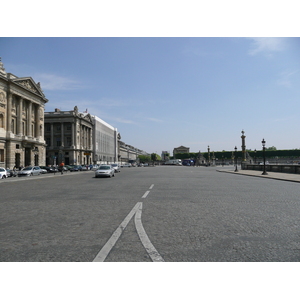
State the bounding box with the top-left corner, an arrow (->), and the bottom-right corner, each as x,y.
138,155 -> 151,162
150,153 -> 161,161
173,149 -> 300,160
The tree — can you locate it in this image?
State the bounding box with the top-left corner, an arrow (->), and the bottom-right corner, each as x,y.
266,146 -> 277,151
138,155 -> 151,162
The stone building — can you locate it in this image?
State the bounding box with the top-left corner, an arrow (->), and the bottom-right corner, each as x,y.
0,59 -> 48,169
173,145 -> 190,157
91,115 -> 119,164
44,107 -> 93,166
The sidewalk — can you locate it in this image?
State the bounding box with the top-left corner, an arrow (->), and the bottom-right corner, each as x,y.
216,168 -> 300,183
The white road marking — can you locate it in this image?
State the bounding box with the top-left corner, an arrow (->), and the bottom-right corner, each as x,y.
93,184 -> 164,262
142,191 -> 150,198
149,184 -> 154,189
134,202 -> 165,262
93,202 -> 141,262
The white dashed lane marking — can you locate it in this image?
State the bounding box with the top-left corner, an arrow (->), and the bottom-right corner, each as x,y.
142,191 -> 150,198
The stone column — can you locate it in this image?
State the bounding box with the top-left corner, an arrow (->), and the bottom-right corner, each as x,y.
17,97 -> 23,135
7,93 -> 12,132
27,101 -> 32,137
241,130 -> 246,161
35,105 -> 40,137
71,123 -> 75,147
50,123 -> 54,148
61,122 -> 64,146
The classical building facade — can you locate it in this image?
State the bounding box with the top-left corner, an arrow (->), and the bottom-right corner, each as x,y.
44,107 -> 93,166
173,145 -> 190,157
0,59 -> 48,169
119,141 -> 149,163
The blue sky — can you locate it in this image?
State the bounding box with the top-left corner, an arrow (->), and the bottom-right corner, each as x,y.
1,37 -> 299,154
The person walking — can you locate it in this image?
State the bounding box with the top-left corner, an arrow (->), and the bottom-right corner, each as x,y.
59,161 -> 65,175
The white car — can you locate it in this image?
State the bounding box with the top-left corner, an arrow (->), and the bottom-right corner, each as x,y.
95,165 -> 115,178
111,163 -> 121,173
18,166 -> 42,177
0,167 -> 8,179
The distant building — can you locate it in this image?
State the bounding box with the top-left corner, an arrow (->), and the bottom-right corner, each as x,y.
161,151 -> 170,160
91,114 -> 119,164
0,59 -> 48,169
119,141 -> 149,164
173,145 -> 190,157
44,106 -> 93,166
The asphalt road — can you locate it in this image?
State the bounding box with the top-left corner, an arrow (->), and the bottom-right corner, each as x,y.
1,166 -> 300,262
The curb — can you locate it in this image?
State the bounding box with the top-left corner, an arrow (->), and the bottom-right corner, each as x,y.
216,169 -> 300,184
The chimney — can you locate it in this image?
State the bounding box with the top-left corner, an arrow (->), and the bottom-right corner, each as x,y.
55,108 -> 61,112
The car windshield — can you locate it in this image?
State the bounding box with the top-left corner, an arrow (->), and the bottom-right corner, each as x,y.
23,167 -> 32,170
99,166 -> 110,170
111,164 -> 118,167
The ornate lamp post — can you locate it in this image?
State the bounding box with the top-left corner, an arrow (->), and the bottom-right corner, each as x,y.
234,146 -> 238,172
261,139 -> 268,175
254,149 -> 257,164
207,145 -> 210,166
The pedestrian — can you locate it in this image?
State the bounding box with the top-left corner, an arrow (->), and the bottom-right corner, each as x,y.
59,161 -> 65,175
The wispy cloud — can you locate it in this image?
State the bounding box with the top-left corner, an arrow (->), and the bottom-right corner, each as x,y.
277,70 -> 299,88
146,117 -> 163,123
110,117 -> 137,124
247,37 -> 287,56
34,73 -> 82,90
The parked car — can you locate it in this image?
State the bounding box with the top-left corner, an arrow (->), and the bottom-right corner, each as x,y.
18,166 -> 42,177
6,168 -> 17,177
0,167 -> 8,179
69,165 -> 82,172
122,163 -> 131,168
81,165 -> 90,171
38,166 -> 48,174
111,163 -> 121,173
95,165 -> 115,178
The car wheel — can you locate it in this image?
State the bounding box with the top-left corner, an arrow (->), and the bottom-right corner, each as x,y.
30,173 -> 33,176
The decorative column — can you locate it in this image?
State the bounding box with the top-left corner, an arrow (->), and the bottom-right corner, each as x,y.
61,122 -> 64,146
71,123 -> 75,147
241,130 -> 246,161
27,101 -> 32,137
17,97 -> 23,135
35,105 -> 40,138
50,123 -> 54,148
7,93 -> 12,132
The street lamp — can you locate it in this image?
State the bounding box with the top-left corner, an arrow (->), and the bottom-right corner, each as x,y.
207,145 -> 210,166
254,149 -> 257,164
234,146 -> 238,172
261,138 -> 268,175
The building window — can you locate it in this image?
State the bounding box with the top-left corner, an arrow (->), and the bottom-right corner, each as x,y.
11,119 -> 15,133
66,137 -> 72,146
57,124 -> 61,131
46,124 -> 51,132
66,124 -> 71,131
0,149 -> 4,162
16,144 -> 20,149
0,114 -> 4,128
56,137 -> 61,147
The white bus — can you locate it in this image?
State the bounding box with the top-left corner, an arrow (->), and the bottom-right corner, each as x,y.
164,159 -> 182,165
